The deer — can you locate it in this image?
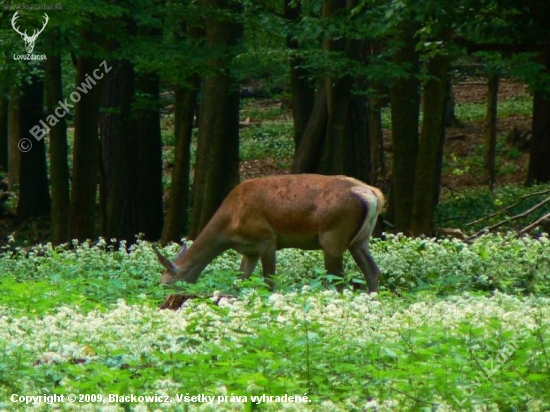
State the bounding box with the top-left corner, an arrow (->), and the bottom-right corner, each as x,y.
153,174 -> 385,292
11,12 -> 49,54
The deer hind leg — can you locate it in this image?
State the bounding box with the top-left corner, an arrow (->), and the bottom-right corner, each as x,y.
239,253 -> 259,280
349,241 -> 380,293
319,232 -> 346,288
323,252 -> 344,277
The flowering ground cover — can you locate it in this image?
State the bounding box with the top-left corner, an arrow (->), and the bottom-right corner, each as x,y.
0,235 -> 549,411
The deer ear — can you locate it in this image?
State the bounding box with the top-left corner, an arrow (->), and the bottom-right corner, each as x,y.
174,241 -> 188,261
152,245 -> 177,273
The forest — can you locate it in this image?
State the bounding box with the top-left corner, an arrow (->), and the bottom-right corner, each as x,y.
1,0 -> 550,411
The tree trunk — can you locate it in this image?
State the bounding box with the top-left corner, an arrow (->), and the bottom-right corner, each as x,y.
388,22 -> 420,233
135,72 -> 164,240
17,71 -> 50,220
68,56 -> 102,241
99,55 -> 139,244
188,0 -> 242,238
0,98 -> 7,171
291,85 -> 328,173
527,88 -> 550,184
161,82 -> 199,244
484,74 -> 499,189
285,0 -> 315,150
319,0 -> 351,176
8,87 -> 20,192
45,55 -> 70,244
526,45 -> 550,184
410,52 -> 449,234
445,81 -> 461,127
368,84 -> 385,187
367,41 -> 385,187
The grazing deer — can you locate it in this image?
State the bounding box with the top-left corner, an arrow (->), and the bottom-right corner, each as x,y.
154,174 -> 384,292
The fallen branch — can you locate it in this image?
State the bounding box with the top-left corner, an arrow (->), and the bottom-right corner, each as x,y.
517,212 -> 550,236
467,188 -> 550,227
467,196 -> 550,241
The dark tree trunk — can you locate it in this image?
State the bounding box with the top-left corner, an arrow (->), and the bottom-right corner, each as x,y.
349,79 -> 370,182
388,22 -> 420,233
445,81 -> 461,127
285,0 -> 315,150
69,55 -> 102,241
484,74 -> 499,189
8,87 -> 20,192
527,89 -> 550,184
291,85 -> 328,173
99,55 -> 139,243
161,82 -> 199,244
368,85 -> 385,187
188,0 -> 243,238
526,45 -> 550,184
367,41 -> 385,187
45,55 -> 70,244
135,72 -> 164,240
17,71 -> 50,219
410,52 -> 449,234
0,98 -> 7,171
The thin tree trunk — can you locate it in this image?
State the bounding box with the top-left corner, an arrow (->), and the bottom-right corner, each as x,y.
161,81 -> 199,244
135,72 -> 164,240
8,87 -> 20,192
410,52 -> 449,234
367,40 -> 385,187
0,98 -> 7,171
369,85 -> 384,187
444,81 -> 461,127
68,55 -> 102,241
188,0 -> 242,238
285,0 -> 314,150
291,85 -> 328,173
45,55 -> 70,244
162,22 -> 201,244
484,74 -> 499,190
526,88 -> 550,184
17,71 -> 50,220
389,22 -> 420,233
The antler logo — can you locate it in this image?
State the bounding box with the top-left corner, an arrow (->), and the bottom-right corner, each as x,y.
11,11 -> 49,54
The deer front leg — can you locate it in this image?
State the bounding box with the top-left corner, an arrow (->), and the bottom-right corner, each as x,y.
239,253 -> 259,280
258,243 -> 277,290
323,252 -> 344,290
349,242 -> 380,293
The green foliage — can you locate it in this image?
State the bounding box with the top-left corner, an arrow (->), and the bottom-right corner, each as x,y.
454,94 -> 532,122
1,235 -> 550,410
240,123 -> 294,163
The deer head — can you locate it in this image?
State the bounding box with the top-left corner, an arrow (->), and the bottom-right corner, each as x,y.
152,243 -> 189,285
11,12 -> 49,54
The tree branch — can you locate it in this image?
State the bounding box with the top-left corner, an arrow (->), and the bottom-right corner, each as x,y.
467,196 -> 550,241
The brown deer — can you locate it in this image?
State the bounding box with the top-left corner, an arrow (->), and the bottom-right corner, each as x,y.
154,174 -> 384,292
